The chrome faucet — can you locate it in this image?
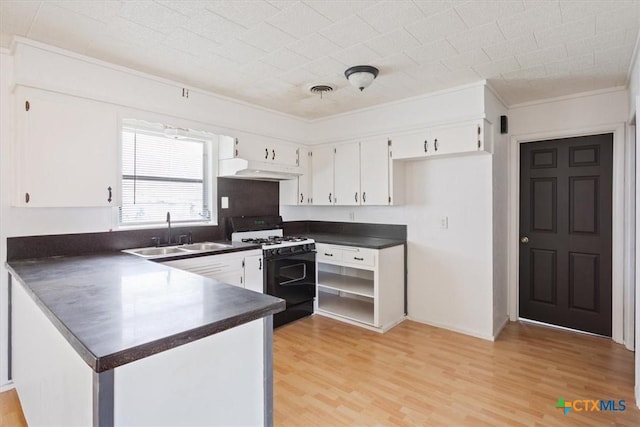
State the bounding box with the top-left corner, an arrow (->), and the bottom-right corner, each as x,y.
166,212 -> 172,245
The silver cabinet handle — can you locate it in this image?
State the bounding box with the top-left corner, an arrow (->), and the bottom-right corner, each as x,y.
424,140 -> 427,152
329,193 -> 332,203
355,192 -> 358,203
434,138 -> 438,151
300,193 -> 303,203
363,192 -> 366,203
520,236 -> 529,243
265,148 -> 269,159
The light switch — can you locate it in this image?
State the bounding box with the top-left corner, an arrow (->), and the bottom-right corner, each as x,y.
440,216 -> 448,229
221,197 -> 229,209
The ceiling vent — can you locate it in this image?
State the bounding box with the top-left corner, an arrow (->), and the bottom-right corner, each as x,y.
308,84 -> 334,98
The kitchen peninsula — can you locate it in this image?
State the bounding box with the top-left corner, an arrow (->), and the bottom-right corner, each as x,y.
7,249 -> 284,426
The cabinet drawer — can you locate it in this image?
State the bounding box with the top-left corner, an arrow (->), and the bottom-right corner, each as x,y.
316,243 -> 375,267
317,244 -> 342,262
341,248 -> 375,266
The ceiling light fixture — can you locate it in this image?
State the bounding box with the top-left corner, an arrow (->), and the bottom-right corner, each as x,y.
344,65 -> 379,91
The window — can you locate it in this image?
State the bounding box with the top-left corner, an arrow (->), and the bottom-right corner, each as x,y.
120,120 -> 214,226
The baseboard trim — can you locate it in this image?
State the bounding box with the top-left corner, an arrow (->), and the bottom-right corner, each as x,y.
0,382 -> 15,393
493,316 -> 510,340
406,316 -> 495,341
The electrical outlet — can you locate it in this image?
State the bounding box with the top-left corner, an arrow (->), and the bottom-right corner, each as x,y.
440,216 -> 448,229
221,197 -> 229,209
348,211 -> 355,221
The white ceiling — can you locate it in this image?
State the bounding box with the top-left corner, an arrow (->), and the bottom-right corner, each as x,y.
1,1 -> 638,119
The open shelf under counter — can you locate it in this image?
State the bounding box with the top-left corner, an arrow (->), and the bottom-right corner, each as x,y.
317,290 -> 374,326
317,271 -> 374,298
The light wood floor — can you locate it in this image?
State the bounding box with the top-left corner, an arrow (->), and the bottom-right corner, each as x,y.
0,389 -> 26,427
1,316 -> 638,426
274,316 -> 640,426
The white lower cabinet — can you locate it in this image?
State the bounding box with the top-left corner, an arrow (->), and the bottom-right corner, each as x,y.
162,249 -> 263,291
315,243 -> 404,332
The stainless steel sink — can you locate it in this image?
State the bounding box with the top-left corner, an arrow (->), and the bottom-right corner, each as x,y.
180,242 -> 232,251
123,242 -> 233,259
124,247 -> 189,258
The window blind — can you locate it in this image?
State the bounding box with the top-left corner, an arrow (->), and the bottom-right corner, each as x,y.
120,125 -> 211,225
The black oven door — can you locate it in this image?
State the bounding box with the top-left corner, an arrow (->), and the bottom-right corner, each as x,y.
266,251 -> 316,307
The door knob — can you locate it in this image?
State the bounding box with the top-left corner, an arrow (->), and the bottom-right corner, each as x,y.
520,236 -> 529,243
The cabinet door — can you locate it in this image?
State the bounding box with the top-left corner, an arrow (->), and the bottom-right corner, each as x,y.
243,255 -> 264,293
15,87 -> 117,207
391,131 -> 430,160
311,145 -> 334,205
333,143 -> 360,206
429,122 -> 482,156
236,136 -> 299,166
298,147 -> 312,204
360,139 -> 390,205
279,146 -> 311,205
270,141 -> 299,166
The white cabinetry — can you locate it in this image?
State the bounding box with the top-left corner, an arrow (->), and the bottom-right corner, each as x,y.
315,243 -> 404,332
162,249 -> 263,291
309,140 -> 402,206
243,254 -> 264,293
13,86 -> 118,207
392,119 -> 491,160
219,134 -> 299,167
334,143 -> 360,206
310,145 -> 335,206
279,147 -> 312,205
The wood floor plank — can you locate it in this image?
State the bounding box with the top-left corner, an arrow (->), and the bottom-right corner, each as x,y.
0,389 -> 26,427
274,316 -> 640,426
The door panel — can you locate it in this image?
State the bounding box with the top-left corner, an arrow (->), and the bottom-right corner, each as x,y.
519,133 -> 612,336
360,139 -> 390,205
334,143 -> 360,206
311,146 -> 334,205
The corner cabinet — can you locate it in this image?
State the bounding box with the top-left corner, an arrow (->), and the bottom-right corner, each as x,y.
162,249 -> 264,292
392,119 -> 492,160
315,243 -> 405,332
279,147 -> 312,205
13,86 -> 118,207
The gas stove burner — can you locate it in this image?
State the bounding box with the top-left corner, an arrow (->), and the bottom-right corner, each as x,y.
242,236 -> 309,245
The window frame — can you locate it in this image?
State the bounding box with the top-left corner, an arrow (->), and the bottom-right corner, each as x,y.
117,118 -> 218,230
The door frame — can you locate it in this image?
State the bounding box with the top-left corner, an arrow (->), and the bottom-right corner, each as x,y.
508,123 -> 627,344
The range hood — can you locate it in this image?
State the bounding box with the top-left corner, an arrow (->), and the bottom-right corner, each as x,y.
218,158 -> 302,181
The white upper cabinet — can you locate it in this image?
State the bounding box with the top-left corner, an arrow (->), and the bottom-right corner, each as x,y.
308,139 -> 402,207
279,146 -> 312,205
360,139 -> 391,205
13,86 -> 118,207
310,145 -> 335,205
219,134 -> 299,166
333,143 -> 360,206
392,119 -> 491,160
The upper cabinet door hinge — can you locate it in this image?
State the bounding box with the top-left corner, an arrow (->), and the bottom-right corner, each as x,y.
25,100 -> 30,111
242,260 -> 245,268
334,148 -> 337,154
388,196 -> 391,204
387,139 -> 392,146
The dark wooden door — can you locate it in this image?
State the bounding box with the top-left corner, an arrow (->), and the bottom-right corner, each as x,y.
519,134 -> 613,336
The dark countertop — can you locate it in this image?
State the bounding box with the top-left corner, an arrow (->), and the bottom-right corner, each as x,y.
306,233 -> 405,249
7,252 -> 284,373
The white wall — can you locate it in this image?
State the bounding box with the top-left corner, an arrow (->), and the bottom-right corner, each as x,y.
485,87 -> 510,337
507,88 -> 630,345
282,82 -> 506,340
0,40 -> 308,388
627,33 -> 640,409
